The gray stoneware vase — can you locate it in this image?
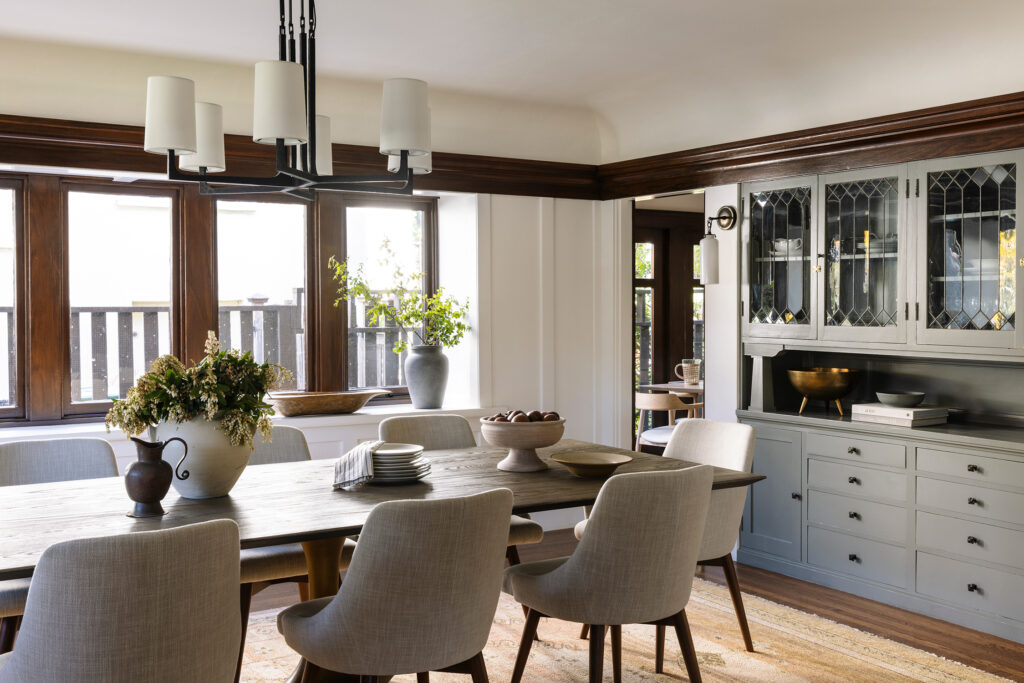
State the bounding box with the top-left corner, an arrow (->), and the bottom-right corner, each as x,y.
404,345 -> 449,409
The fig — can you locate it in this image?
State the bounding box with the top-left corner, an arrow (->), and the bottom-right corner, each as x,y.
542,412 -> 560,421
494,416 -> 508,422
511,413 -> 531,423
527,410 -> 543,422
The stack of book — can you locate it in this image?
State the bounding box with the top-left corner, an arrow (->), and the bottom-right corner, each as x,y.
851,403 -> 948,428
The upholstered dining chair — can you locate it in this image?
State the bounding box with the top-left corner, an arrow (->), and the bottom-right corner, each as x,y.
577,418 -> 757,665
0,520 -> 241,683
504,466 -> 713,683
0,438 -> 118,654
277,488 -> 514,681
236,425 -> 356,682
378,414 -> 544,564
635,392 -> 704,451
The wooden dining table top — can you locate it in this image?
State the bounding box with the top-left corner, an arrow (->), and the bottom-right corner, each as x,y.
0,439 -> 763,581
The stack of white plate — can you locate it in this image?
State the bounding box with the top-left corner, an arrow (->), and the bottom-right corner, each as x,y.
371,442 -> 430,485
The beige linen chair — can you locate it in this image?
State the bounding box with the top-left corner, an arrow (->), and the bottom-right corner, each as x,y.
504,466 -> 713,683
0,520 -> 241,683
0,438 -> 117,654
237,425 -> 356,682
635,392 -> 703,451
577,418 -> 757,662
378,414 -> 543,564
277,488 -> 514,681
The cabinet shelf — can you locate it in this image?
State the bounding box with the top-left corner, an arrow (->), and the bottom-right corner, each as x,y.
753,255 -> 810,263
830,252 -> 898,261
929,209 -> 1016,223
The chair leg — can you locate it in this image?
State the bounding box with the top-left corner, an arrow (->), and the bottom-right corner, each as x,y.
510,608 -> 541,683
588,625 -> 605,683
0,615 -> 18,654
416,673 -> 429,683
298,580 -> 310,602
580,623 -> 590,639
672,610 -> 702,683
610,625 -> 622,683
506,545 -> 521,566
467,651 -> 488,683
720,554 -> 754,651
655,623 -> 665,673
234,583 -> 254,683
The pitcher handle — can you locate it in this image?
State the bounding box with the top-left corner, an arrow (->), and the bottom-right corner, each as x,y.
165,437 -> 190,481
674,363 -> 685,380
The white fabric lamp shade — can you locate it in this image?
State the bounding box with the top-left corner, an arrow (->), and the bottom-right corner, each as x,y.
700,233 -> 719,285
388,152 -> 431,175
253,60 -> 307,146
144,76 -> 197,155
315,115 -> 334,176
178,102 -> 226,172
379,78 -> 430,156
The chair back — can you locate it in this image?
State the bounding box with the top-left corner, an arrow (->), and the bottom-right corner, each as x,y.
378,414 -> 476,450
553,466 -> 712,625
249,425 -> 312,465
634,392 -> 689,412
664,419 -> 755,559
0,438 -> 117,486
281,489 -> 513,676
0,520 -> 241,683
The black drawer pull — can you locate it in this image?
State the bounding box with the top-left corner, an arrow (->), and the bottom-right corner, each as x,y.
967,536 -> 979,545
791,492 -> 801,500
847,446 -> 860,455
848,476 -> 860,485
848,554 -> 859,562
848,511 -> 860,519
968,497 -> 980,506
967,464 -> 980,473
967,583 -> 979,593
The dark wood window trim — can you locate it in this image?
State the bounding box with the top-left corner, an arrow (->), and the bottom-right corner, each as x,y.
0,177 -> 26,420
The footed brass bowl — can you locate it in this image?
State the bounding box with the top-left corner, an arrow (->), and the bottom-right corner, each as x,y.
787,368 -> 859,416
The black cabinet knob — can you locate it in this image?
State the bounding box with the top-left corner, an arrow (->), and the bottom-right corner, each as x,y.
791,492 -> 801,500
968,497 -> 980,506
848,554 -> 859,562
967,464 -> 980,473
847,446 -> 860,455
967,536 -> 979,545
848,476 -> 860,485
848,511 -> 860,519
967,583 -> 979,592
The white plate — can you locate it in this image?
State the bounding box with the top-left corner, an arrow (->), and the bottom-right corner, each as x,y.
374,443 -> 424,457
373,455 -> 426,466
374,468 -> 431,480
373,464 -> 431,475
368,472 -> 430,485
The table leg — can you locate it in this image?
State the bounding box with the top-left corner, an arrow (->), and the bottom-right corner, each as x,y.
286,537 -> 347,683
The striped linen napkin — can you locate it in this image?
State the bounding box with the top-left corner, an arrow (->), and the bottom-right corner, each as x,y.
333,439 -> 384,490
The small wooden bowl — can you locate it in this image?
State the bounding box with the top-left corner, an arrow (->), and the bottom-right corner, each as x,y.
551,451 -> 633,478
268,390 -> 388,416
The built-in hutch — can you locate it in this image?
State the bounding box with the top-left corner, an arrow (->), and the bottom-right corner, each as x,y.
737,148 -> 1024,643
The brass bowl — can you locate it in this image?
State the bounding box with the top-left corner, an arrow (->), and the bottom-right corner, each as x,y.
787,368 -> 859,416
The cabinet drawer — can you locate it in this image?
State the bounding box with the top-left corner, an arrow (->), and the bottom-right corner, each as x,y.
807,432 -> 906,468
918,448 -> 1024,490
808,490 -> 906,545
808,459 -> 907,502
917,552 -> 1024,623
917,511 -> 1024,570
807,526 -> 906,588
917,477 -> 1024,526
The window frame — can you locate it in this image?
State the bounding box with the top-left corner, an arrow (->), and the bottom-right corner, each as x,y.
0,177 -> 26,420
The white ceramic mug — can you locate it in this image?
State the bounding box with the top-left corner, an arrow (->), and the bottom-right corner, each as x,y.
773,237 -> 802,253
674,359 -> 701,382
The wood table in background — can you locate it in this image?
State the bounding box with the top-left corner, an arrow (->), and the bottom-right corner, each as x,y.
640,380 -> 705,398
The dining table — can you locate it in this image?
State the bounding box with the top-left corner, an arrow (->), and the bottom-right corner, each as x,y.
639,380 -> 705,398
0,437 -> 763,680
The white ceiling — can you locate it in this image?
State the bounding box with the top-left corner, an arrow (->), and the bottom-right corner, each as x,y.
5,1 -> 1024,160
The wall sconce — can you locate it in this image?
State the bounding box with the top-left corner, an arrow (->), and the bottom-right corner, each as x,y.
700,205 -> 737,285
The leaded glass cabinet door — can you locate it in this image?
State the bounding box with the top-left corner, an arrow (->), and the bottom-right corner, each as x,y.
742,176 -> 818,340
912,151 -> 1022,348
817,166 -> 908,343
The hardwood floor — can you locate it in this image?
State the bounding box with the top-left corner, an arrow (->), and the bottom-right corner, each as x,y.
252,528 -> 1024,680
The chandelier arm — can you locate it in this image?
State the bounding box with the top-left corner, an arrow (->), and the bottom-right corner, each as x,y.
167,152 -> 300,188
199,183 -> 300,196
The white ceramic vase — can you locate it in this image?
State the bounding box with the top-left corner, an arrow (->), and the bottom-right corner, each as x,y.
155,418 -> 252,499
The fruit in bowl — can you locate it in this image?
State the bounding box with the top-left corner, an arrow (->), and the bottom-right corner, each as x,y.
480,410 -> 564,472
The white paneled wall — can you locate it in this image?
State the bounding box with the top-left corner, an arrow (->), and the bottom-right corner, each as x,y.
703,184 -> 742,422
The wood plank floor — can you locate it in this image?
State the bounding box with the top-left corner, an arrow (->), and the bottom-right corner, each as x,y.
253,528 -> 1024,680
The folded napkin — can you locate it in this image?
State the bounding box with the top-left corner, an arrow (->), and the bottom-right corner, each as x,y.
333,439 -> 384,490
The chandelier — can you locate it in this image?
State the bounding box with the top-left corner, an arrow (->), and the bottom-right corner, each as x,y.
142,0 -> 431,200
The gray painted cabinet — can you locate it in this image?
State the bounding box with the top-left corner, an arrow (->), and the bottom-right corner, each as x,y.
738,411 -> 1024,643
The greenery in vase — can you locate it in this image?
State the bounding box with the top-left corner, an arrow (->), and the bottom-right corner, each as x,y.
105,332 -> 291,448
329,256 -> 470,353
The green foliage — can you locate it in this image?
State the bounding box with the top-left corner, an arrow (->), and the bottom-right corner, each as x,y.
634,242 -> 653,279
105,333 -> 291,448
329,256 -> 470,353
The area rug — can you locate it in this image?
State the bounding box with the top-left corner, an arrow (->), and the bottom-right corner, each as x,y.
241,578 -> 1008,682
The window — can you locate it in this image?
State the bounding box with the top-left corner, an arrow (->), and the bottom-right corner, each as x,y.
341,196 -> 437,391
67,188 -> 174,407
216,200 -> 307,390
0,184 -> 19,412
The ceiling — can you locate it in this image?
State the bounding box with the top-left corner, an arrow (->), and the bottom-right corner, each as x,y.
4,1 -> 1024,160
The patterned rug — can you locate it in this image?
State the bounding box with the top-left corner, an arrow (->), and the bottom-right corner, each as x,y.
241,578 -> 1008,682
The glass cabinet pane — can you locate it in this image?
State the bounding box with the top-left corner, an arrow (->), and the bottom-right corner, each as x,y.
926,165 -> 1016,331
749,186 -> 812,324
824,177 -> 900,327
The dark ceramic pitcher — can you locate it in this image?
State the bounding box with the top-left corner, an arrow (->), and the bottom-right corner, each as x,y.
125,436 -> 187,517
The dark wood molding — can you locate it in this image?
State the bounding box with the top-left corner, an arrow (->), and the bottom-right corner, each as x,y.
600,90 -> 1024,199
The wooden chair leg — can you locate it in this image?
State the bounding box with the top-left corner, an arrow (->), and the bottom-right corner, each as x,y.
655,623 -> 665,673
467,651 -> 488,683
505,545 -> 521,566
234,583 -> 254,683
579,623 -> 590,639
298,580 -> 310,602
720,554 -> 754,651
588,625 -> 605,683
0,615 -> 18,654
416,673 -> 429,683
511,608 -> 541,683
672,610 -> 702,683
610,625 -> 622,683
